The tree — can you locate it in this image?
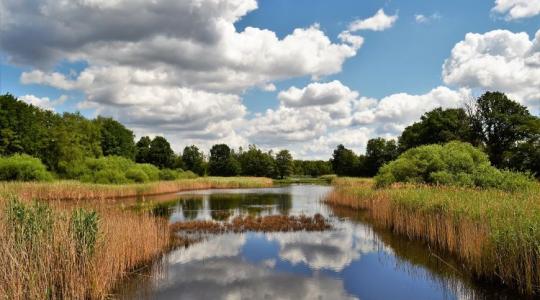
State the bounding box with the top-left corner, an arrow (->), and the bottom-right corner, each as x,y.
398,108 -> 473,152
208,144 -> 240,176
96,117 -> 136,159
330,145 -> 359,176
135,136 -> 152,164
275,150 -> 293,179
148,136 -> 174,169
237,145 -> 276,177
468,92 -> 537,167
182,145 -> 206,176
364,138 -> 398,176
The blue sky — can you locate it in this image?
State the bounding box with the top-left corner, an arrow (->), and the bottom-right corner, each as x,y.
1,0 -> 539,158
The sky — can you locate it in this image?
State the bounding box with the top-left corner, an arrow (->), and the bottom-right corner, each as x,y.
1,0 -> 539,159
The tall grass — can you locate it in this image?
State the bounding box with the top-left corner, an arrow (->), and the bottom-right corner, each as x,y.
0,196 -> 169,299
0,177 -> 273,201
326,177 -> 540,295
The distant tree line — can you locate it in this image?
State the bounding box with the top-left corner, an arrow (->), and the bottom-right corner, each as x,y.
331,92 -> 540,178
1,91 -> 538,180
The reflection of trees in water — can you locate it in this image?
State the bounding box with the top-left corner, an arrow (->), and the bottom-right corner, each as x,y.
327,204 -> 521,300
180,198 -> 204,220
207,193 -> 292,219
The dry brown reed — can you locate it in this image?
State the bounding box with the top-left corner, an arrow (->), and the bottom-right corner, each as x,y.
0,177 -> 273,202
325,178 -> 540,295
0,198 -> 169,299
170,213 -> 330,234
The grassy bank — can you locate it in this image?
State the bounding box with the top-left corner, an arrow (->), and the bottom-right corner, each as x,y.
0,177 -> 273,299
326,178 -> 540,295
0,177 -> 273,201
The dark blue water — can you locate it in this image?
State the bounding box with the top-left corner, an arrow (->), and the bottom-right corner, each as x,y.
119,185 -> 524,300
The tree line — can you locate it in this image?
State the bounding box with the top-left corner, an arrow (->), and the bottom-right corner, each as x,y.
1,91 -> 538,180
331,92 -> 540,178
0,94 -> 328,179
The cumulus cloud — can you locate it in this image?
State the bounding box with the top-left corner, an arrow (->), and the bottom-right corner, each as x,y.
492,0 -> 540,20
443,29 -> 540,112
19,94 -> 67,111
3,0 -> 363,153
246,81 -> 470,158
348,9 -> 398,32
278,80 -> 358,107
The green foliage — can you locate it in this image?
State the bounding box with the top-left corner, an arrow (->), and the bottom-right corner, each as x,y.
331,145 -> 359,176
5,197 -> 53,247
158,168 -> 198,180
71,208 -> 99,257
469,91 -> 538,168
135,136 -> 152,164
96,117 -> 136,160
275,150 -> 293,179
399,108 -> 473,152
68,156 -> 160,184
237,145 -> 276,178
149,136 -> 175,169
208,144 -> 240,176
293,160 -> 333,177
375,141 -> 534,191
364,138 -> 398,176
125,167 -> 150,183
182,145 -> 206,176
0,154 -> 53,181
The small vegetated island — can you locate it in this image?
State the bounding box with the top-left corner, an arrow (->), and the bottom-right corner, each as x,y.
0,91 -> 539,298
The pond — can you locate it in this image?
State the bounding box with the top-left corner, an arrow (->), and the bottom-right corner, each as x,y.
117,185 -> 526,300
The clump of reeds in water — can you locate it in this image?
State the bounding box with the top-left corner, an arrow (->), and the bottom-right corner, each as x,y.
170,213 -> 330,234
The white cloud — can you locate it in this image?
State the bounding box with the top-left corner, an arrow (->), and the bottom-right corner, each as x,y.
492,0 -> 540,20
348,9 -> 398,32
4,0 -> 365,152
278,80 -> 358,107
443,29 -> 540,112
19,94 -> 67,111
415,13 -> 441,24
246,81 -> 470,158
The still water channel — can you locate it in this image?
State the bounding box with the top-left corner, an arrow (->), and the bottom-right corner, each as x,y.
118,185 -> 526,300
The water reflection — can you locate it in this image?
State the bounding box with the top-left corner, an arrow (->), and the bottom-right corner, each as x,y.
118,185 -> 528,300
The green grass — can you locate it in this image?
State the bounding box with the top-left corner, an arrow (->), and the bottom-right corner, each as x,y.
273,175 -> 336,185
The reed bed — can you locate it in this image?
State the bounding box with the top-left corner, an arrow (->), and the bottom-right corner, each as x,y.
0,177 -> 273,201
170,213 -> 330,234
325,178 -> 540,295
0,196 -> 169,299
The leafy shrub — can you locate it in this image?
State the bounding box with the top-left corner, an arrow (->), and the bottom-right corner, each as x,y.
158,169 -> 178,180
0,154 -> 53,182
92,169 -> 128,184
176,170 -> 198,179
375,141 -> 534,191
125,167 -> 150,183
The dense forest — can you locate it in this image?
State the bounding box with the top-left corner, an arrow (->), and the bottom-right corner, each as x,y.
0,91 -> 539,182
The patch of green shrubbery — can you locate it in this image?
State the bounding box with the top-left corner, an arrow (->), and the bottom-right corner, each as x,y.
375,141 -> 534,192
0,154 -> 53,182
65,156 -> 197,184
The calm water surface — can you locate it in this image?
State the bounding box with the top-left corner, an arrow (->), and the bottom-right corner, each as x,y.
118,185 -> 526,300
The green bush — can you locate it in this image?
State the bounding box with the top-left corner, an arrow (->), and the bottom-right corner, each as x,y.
375,141 -> 534,191
0,154 -> 53,182
176,170 -> 198,179
92,169 -> 128,184
158,169 -> 178,180
125,167 -> 150,183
